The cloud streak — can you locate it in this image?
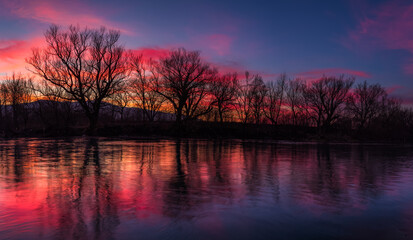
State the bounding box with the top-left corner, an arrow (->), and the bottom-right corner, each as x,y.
130,47 -> 171,60
198,34 -> 234,56
295,68 -> 371,82
0,0 -> 133,34
0,0 -> 135,75
347,1 -> 413,75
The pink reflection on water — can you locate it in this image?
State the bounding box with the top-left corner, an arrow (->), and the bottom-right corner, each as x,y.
0,139 -> 412,239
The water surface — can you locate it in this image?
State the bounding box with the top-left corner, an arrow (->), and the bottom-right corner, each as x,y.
0,138 -> 412,239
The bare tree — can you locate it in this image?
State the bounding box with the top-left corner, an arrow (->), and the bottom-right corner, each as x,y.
0,83 -> 7,124
373,96 -> 411,138
378,96 -> 402,124
210,73 -> 238,123
286,78 -> 305,126
109,90 -> 130,121
305,76 -> 354,128
3,73 -> 33,130
250,75 -> 267,124
155,48 -> 216,124
27,25 -> 128,134
234,72 -> 268,124
265,74 -> 286,125
235,72 -> 254,123
129,54 -> 165,121
346,81 -> 387,129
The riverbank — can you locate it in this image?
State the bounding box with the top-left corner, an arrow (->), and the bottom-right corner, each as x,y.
1,121 -> 411,143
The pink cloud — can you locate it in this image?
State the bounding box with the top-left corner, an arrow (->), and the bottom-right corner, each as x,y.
386,85 -> 413,106
353,84 -> 413,106
296,68 -> 371,82
209,60 -> 277,80
348,1 -> 413,75
130,46 -> 251,77
191,34 -> 234,57
129,47 -> 251,78
210,61 -> 245,74
350,2 -> 413,50
204,34 -> 233,56
403,61 -> 413,75
0,0 -> 136,75
130,47 -> 171,60
385,85 -> 402,95
400,95 -> 413,106
0,0 -> 133,35
0,37 -> 45,75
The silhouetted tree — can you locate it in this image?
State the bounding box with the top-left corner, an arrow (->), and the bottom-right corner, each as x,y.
27,25 -> 128,134
0,83 -> 7,125
286,78 -> 305,126
264,74 -> 286,125
129,54 -> 165,121
250,75 -> 267,124
0,23 -> 409,140
371,97 -> 413,140
377,97 -> 403,126
3,74 -> 33,130
235,72 -> 255,123
155,48 -> 216,124
109,90 -> 130,121
305,76 -> 354,128
210,73 -> 238,123
346,81 -> 387,129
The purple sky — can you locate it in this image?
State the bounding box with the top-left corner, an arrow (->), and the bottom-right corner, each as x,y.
0,0 -> 412,102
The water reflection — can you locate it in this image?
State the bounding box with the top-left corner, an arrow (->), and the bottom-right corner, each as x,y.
0,138 -> 412,239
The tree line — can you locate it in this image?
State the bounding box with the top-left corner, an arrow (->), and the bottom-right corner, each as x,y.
0,25 -> 412,139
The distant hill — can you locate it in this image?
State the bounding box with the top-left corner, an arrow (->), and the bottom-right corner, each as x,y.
1,100 -> 175,122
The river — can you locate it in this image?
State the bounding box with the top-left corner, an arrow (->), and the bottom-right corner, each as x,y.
0,138 -> 412,239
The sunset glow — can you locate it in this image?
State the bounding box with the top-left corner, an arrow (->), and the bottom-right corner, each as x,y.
0,0 -> 412,101
1,2 -> 413,239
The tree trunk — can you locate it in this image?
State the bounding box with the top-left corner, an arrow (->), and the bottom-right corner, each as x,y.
87,114 -> 99,136
176,105 -> 183,124
12,105 -> 18,131
218,105 -> 224,123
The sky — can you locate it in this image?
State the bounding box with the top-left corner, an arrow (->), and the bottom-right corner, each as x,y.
0,0 -> 412,102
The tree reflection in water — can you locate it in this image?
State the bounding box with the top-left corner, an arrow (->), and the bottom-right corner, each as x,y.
0,138 -> 412,239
